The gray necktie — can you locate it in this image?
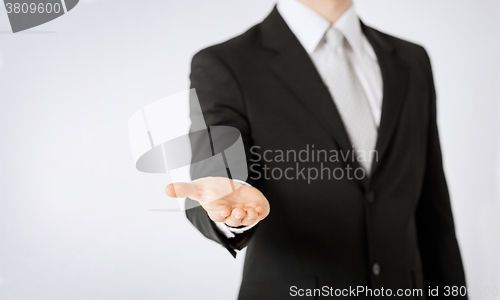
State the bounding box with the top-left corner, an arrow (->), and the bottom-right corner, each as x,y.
324,27 -> 378,175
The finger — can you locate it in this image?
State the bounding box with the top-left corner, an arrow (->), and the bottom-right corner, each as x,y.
232,207 -> 246,220
224,218 -> 242,227
206,204 -> 231,222
165,182 -> 194,198
245,207 -> 259,221
240,218 -> 258,227
224,208 -> 246,227
255,206 -> 268,220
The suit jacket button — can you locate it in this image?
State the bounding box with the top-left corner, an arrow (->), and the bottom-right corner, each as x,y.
366,191 -> 375,204
372,263 -> 381,276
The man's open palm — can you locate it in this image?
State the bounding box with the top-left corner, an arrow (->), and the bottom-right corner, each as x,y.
165,177 -> 270,227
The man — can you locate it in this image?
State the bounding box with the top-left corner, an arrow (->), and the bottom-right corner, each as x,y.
166,0 -> 467,298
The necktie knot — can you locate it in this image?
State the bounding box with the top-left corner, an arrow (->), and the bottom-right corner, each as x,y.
325,27 -> 345,51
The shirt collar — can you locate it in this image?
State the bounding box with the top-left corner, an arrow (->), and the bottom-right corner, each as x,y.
277,0 -> 364,55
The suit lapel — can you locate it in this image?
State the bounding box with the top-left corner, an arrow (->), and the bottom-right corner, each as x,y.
268,43 -> 355,157
362,24 -> 410,177
261,7 -> 354,160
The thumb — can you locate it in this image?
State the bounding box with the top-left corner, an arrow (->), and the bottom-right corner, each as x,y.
165,182 -> 195,198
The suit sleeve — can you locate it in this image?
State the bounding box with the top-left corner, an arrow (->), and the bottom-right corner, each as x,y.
416,48 -> 468,296
185,48 -> 258,258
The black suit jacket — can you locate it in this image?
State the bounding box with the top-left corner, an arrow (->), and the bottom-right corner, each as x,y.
186,7 -> 467,300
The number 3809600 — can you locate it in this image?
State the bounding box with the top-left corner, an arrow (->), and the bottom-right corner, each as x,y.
5,2 -> 61,14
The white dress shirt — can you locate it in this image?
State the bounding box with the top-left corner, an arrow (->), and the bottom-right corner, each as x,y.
215,0 -> 383,238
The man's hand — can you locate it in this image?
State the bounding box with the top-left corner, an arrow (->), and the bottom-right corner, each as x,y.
165,177 -> 270,227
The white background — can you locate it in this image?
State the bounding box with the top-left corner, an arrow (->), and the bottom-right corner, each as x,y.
0,0 -> 498,299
